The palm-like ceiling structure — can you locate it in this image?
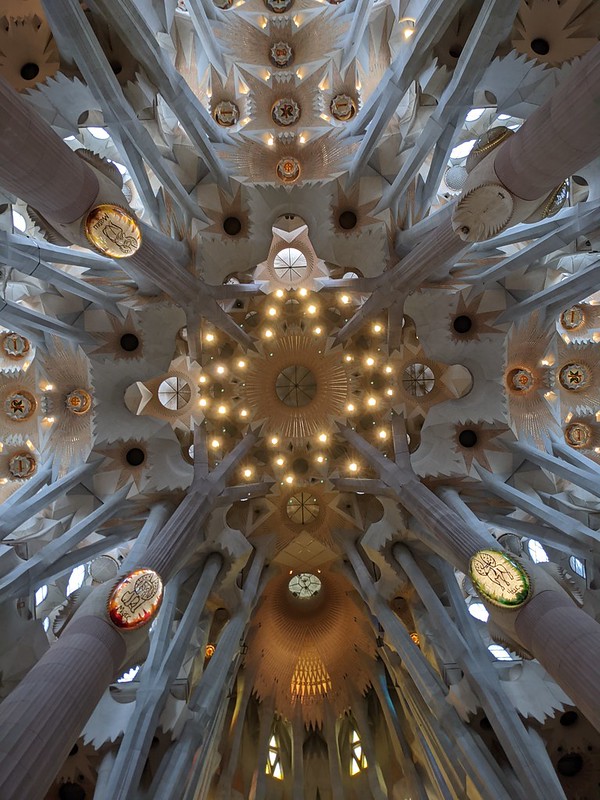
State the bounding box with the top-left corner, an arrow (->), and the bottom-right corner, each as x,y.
0,1 -> 600,799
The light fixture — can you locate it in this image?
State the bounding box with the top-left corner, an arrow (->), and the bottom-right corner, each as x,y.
366,356 -> 375,367
373,323 -> 383,333
385,365 -> 392,374
211,439 -> 220,448
285,475 -> 294,484
318,433 -> 327,443
316,455 -> 324,463
216,365 -> 225,374
367,397 -> 377,407
205,332 -> 215,342
307,304 -> 317,315
240,408 -> 248,417
275,289 -> 284,298
378,429 -> 387,439
347,402 -> 355,412
199,375 -> 207,384
349,462 -> 358,472
268,307 -> 277,316
264,328 -> 274,338
299,288 -> 308,297
199,398 -> 208,407
217,404 -> 227,414
238,359 -> 246,369
271,436 -> 279,445
313,326 -> 322,335
243,468 -> 253,478
276,456 -> 285,466
340,294 -> 350,304
345,354 -> 353,362
386,388 -> 394,396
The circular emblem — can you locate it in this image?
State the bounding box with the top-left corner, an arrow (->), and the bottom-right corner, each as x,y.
469,549 -> 531,608
213,100 -> 240,127
1,332 -> 30,360
559,363 -> 589,390
543,181 -> 569,219
471,126 -> 512,158
270,41 -> 293,67
276,156 -> 301,184
507,367 -> 534,393
107,569 -> 163,630
264,0 -> 294,12
4,390 -> 37,421
560,306 -> 584,331
565,421 -> 592,448
8,451 -> 37,479
272,98 -> 300,127
84,204 -> 141,259
65,389 -> 92,415
330,94 -> 357,121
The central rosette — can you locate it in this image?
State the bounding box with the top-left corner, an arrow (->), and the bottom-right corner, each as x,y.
243,333 -> 349,438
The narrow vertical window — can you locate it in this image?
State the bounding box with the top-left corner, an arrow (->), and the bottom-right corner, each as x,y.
350,729 -> 367,776
569,556 -> 586,578
266,734 -> 283,780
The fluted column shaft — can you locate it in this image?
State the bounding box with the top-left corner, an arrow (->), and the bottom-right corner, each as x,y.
291,709 -> 305,800
0,616 -> 126,800
495,43 -> 600,200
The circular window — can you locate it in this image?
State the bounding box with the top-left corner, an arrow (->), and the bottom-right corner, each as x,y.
126,448 -> 145,467
273,247 -> 308,284
286,492 -> 320,524
338,210 -> 357,230
459,429 -> 478,448
120,333 -> 139,352
453,315 -> 472,333
402,363 -> 435,396
223,216 -> 242,236
276,366 -> 317,407
288,572 -> 322,599
158,377 -> 192,410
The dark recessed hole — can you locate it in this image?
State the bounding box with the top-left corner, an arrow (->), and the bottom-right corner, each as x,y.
126,448 -> 145,467
560,711 -> 579,727
292,458 -> 309,476
120,333 -> 139,352
58,784 -> 86,800
69,744 -> 79,757
453,315 -> 472,333
449,44 -> 463,59
223,217 -> 242,236
20,62 -> 39,81
531,38 -> 550,55
338,210 -> 358,230
572,175 -> 588,187
110,61 -> 123,75
459,430 -> 478,448
479,717 -> 492,730
556,753 -> 583,777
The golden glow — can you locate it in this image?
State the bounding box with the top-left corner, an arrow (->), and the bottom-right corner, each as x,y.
285,475 -> 294,484
205,643 -> 216,658
271,436 -> 279,445
264,328 -> 274,338
216,365 -> 225,374
318,433 -> 327,443
313,327 -> 322,335
347,402 -> 355,412
316,455 -> 324,463
386,388 -> 394,396
367,397 -> 377,407
243,468 -> 253,478
340,294 -> 350,304
299,288 -> 308,297
385,365 -> 393,374
373,323 -> 383,333
205,333 -> 215,342
199,398 -> 208,408
217,404 -> 227,414
199,375 -> 207,384
268,307 -> 277,317
345,354 -> 353,362
240,408 -> 248,417
275,289 -> 284,298
238,359 -> 246,369
366,357 -> 375,367
349,462 -> 358,473
211,439 -> 220,449
379,429 -> 388,439
276,456 -> 285,466
42,383 -> 54,392
307,304 -> 317,315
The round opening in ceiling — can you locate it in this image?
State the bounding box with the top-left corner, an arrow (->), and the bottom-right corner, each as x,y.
402,363 -> 435,396
223,217 -> 242,236
273,247 -> 308,284
556,753 -> 583,777
158,377 -> 192,410
120,333 -> 139,352
288,572 -> 322,598
531,38 -> 550,55
126,448 -> 145,466
559,711 -> 579,727
459,429 -> 478,448
453,315 -> 472,333
276,366 -> 317,407
20,63 -> 40,81
286,492 -> 320,524
58,783 -> 86,800
449,44 -> 463,59
338,210 -> 358,230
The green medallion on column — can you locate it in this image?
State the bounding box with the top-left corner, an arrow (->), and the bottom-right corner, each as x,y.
469,549 -> 531,608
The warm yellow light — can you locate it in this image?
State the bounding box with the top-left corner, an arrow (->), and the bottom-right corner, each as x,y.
199,398 -> 208,408
366,357 -> 375,367
268,307 -> 277,316
299,134 -> 306,144
240,408 -> 248,417
299,288 -> 308,297
386,388 -> 394,396
205,333 -> 215,342
347,403 -> 355,412
275,289 -> 284,298
43,383 -> 54,392
379,430 -> 388,440
267,136 -> 274,146
43,416 -> 55,425
314,327 -> 322,335
367,397 -> 377,407
345,354 -> 353,362
276,457 -> 285,466
316,455 -> 324,463
243,468 -> 253,478
349,462 -> 358,473
264,328 -> 274,338
307,304 -> 317,315
271,436 -> 279,445
211,439 -> 220,449
199,375 -> 207,384
404,27 -> 414,38
238,359 -> 246,369
217,405 -> 227,414
285,475 -> 294,484
340,294 -> 350,304
385,365 -> 393,374
318,433 -> 327,443
373,323 -> 383,333
216,365 -> 225,374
